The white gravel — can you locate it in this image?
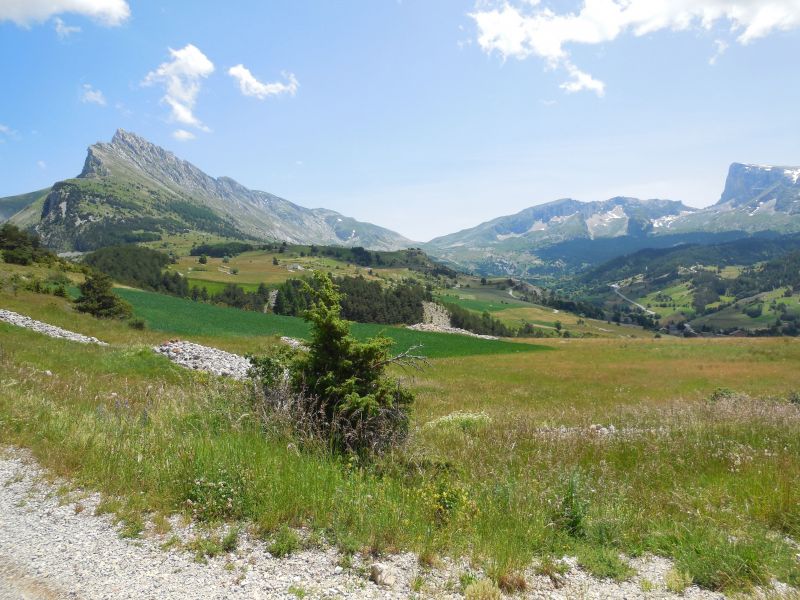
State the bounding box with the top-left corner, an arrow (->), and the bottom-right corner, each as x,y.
3,446 -> 785,600
153,340 -> 253,380
0,309 -> 108,346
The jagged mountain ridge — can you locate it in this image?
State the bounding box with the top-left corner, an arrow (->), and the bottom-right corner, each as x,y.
423,162 -> 800,277
4,129 -> 413,252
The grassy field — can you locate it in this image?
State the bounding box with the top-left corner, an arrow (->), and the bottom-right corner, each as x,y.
1,316 -> 799,592
171,248 -> 423,291
439,285 -> 656,338
3,264 -> 800,593
114,288 -> 543,359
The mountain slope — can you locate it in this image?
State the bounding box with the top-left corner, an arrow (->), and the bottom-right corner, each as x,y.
423,197 -> 695,277
3,130 -> 413,252
656,163 -> 800,235
424,163 -> 800,278
0,188 -> 50,222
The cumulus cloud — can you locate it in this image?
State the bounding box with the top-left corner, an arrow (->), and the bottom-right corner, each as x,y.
0,0 -> 130,26
471,0 -> 800,95
81,83 -> 106,106
143,44 -> 215,132
228,65 -> 299,100
172,129 -> 196,141
54,17 -> 81,38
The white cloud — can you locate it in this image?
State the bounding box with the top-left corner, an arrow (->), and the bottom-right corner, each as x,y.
709,39 -> 729,65
54,17 -> 81,38
81,83 -> 106,106
0,0 -> 130,26
172,129 -> 196,141
228,65 -> 299,100
471,0 -> 800,95
0,124 -> 18,141
37,160 -> 47,170
143,44 -> 215,132
560,61 -> 605,96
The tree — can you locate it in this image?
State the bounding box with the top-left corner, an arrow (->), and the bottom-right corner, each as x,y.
74,272 -> 132,319
252,271 -> 417,454
198,254 -> 208,264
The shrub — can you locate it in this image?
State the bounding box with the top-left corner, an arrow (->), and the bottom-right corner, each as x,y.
268,525 -> 301,557
74,272 -> 132,320
251,271 -> 417,455
128,318 -> 146,330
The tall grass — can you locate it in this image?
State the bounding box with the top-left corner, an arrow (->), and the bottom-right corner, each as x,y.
1,325 -> 799,591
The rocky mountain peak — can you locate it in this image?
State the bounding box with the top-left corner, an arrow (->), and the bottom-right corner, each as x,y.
718,162 -> 800,207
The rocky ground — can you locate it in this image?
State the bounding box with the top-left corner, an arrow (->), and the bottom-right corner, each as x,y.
153,340 -> 253,380
0,309 -> 107,346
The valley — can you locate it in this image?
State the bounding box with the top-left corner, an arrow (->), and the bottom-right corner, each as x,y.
2,130 -> 800,599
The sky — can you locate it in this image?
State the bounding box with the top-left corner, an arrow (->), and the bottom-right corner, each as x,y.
1,0 -> 799,242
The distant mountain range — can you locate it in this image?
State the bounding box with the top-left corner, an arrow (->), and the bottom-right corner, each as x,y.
2,130 -> 799,276
422,163 -> 800,277
1,130 -> 413,252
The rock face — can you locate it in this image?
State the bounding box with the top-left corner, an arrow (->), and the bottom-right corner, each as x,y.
17,129 -> 414,252
718,163 -> 800,209
421,301 -> 451,328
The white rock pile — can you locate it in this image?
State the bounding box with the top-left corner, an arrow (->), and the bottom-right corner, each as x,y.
406,322 -> 498,340
153,340 -> 252,380
0,308 -> 108,345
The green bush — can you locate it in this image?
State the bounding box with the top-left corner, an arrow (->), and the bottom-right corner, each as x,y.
251,271 -> 416,455
74,272 -> 133,320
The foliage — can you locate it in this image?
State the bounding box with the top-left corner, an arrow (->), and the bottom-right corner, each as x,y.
190,241 -> 254,258
252,271 -> 416,454
274,274 -> 431,325
0,223 -> 53,265
83,245 -> 188,297
444,302 -> 516,337
74,271 -> 133,319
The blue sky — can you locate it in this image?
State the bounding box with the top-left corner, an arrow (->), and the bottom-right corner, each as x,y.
1,1 -> 799,241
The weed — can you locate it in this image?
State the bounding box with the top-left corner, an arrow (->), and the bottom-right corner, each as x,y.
576,547 -> 633,581
665,568 -> 693,594
498,570 -> 527,592
464,579 -> 502,600
160,536 -> 181,551
288,585 -> 307,599
411,575 -> 425,592
119,517 -> 144,539
459,572 -> 478,590
534,556 -> 568,587
555,471 -> 589,538
640,578 -> 656,592
268,526 -> 301,558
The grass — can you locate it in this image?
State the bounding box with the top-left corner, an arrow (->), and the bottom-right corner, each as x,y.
114,288 -> 544,359
1,322 -> 800,591
3,260 -> 800,592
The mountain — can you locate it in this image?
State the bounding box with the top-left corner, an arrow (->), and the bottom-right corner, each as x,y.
1,129 -> 413,252
423,197 -> 696,277
424,163 -> 800,278
654,163 -> 800,235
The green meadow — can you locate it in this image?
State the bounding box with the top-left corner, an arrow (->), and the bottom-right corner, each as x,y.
2,279 -> 800,593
